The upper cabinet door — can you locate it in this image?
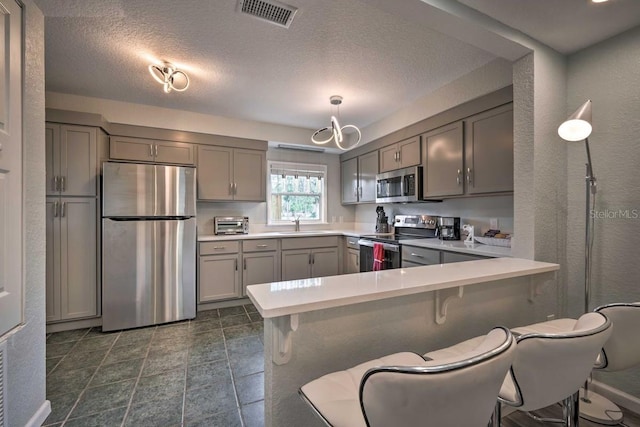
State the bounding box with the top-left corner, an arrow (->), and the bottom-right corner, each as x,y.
154,140 -> 195,165
60,125 -> 97,196
422,122 -> 464,198
465,104 -> 514,194
358,151 -> 378,203
398,136 -> 421,168
45,123 -> 61,196
341,157 -> 358,204
196,145 -> 233,201
379,144 -> 399,173
110,136 -> 156,162
233,149 -> 265,201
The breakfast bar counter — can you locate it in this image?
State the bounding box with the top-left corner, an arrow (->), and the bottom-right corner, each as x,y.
247,258 -> 559,427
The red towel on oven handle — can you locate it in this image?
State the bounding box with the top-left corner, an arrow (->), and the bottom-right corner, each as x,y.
373,242 -> 385,271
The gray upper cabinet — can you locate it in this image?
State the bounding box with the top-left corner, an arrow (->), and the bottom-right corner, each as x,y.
341,150 -> 378,204
196,145 -> 265,202
110,136 -> 195,165
422,121 -> 464,198
464,103 -> 514,194
46,123 -> 98,197
341,157 -> 358,204
379,136 -> 421,173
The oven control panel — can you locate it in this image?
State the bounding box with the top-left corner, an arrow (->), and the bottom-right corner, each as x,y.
394,215 -> 438,229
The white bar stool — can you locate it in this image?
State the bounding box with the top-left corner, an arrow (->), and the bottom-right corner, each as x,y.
299,326 -> 515,427
426,312 -> 612,427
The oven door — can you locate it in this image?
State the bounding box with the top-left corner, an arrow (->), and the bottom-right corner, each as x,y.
358,239 -> 401,272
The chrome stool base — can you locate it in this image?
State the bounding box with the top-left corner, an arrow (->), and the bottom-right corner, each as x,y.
579,389 -> 623,425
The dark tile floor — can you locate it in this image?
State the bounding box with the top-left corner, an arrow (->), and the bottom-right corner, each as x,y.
44,305 -> 264,427
46,305 -> 640,427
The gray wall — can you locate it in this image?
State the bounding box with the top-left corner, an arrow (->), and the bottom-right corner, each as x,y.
566,26 -> 640,396
4,1 -> 47,425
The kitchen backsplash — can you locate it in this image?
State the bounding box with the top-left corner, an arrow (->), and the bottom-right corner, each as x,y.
354,194 -> 514,236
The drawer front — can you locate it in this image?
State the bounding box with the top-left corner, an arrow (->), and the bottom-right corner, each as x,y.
199,241 -> 240,255
345,236 -> 360,250
243,239 -> 278,252
442,251 -> 489,264
281,236 -> 339,250
402,245 -> 441,265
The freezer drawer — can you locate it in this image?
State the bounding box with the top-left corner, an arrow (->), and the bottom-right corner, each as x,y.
102,218 -> 196,331
102,162 -> 196,217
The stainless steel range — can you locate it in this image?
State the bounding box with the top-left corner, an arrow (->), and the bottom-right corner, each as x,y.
358,215 -> 439,272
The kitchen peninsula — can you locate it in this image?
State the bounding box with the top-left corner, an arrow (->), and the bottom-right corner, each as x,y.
247,257 -> 559,427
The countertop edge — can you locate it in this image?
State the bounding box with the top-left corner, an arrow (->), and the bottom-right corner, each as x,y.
247,258 -> 559,318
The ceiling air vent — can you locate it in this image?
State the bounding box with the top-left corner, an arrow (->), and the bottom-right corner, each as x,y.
238,0 -> 298,28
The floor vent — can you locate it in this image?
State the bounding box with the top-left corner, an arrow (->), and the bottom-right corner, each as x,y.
238,0 -> 298,28
0,341 -> 5,427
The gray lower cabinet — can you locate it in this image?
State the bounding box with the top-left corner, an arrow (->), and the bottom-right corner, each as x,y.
109,136 -> 195,165
281,237 -> 339,280
345,248 -> 360,274
199,254 -> 241,302
46,197 -> 97,322
242,239 -> 279,296
198,241 -> 241,302
197,146 -> 266,201
441,251 -> 488,263
402,245 -> 489,267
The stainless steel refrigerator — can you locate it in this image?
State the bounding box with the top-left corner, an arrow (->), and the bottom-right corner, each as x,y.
102,162 -> 196,331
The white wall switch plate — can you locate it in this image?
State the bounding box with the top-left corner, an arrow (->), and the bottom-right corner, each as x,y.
490,218 -> 499,229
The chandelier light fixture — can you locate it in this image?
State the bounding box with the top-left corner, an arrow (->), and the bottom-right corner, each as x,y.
311,95 -> 361,151
148,62 -> 190,93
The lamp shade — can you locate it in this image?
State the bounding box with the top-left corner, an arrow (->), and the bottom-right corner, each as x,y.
558,100 -> 592,141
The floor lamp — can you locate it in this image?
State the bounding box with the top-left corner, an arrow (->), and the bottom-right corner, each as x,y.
558,100 -> 623,425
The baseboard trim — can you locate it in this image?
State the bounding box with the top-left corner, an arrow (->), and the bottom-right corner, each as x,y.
25,400 -> 51,427
591,380 -> 640,415
197,298 -> 251,312
46,317 -> 102,333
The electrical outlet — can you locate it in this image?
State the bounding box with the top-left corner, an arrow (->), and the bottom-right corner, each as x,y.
547,314 -> 556,321
490,218 -> 499,229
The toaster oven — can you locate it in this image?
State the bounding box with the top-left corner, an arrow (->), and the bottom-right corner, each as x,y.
214,216 -> 249,235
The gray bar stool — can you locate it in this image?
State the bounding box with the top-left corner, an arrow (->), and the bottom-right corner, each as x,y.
426,312 -> 612,427
299,326 -> 515,427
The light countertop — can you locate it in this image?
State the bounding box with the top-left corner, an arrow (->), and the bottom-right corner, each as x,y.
247,257 -> 558,318
401,238 -> 512,258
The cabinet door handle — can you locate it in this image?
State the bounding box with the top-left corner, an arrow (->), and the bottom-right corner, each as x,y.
467,167 -> 472,185
358,187 -> 363,198
243,258 -> 247,270
53,201 -> 59,217
256,244 -> 268,248
233,182 -> 237,194
308,254 -> 312,265
61,176 -> 66,192
60,202 -> 66,218
229,182 -> 233,195
397,151 -> 401,163
213,246 -> 226,250
410,253 -> 424,258
154,144 -> 159,157
457,169 -> 461,185
149,144 -> 154,158
235,259 -> 238,271
348,240 -> 357,245
53,176 -> 59,192
311,253 -> 315,264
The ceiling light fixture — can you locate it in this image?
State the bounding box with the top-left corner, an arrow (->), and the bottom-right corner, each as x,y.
311,96 -> 361,151
148,62 -> 190,93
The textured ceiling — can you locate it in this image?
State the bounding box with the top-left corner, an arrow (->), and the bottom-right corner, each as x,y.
35,0 -> 497,130
35,0 -> 640,132
456,0 -> 640,54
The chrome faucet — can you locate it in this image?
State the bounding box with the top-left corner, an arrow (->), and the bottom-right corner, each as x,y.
293,217 -> 301,231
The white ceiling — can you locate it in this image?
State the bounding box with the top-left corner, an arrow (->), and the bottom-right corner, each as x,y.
35,0 -> 640,132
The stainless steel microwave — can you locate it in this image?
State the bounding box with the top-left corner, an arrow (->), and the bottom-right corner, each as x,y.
376,166 -> 423,203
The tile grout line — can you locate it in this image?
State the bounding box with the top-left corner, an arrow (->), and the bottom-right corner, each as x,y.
57,329 -> 122,427
223,307 -> 250,427
180,315 -> 198,426
119,326 -> 158,427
